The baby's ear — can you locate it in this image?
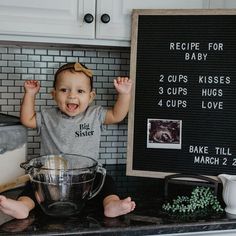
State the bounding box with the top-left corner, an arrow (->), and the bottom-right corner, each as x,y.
89,89 -> 96,104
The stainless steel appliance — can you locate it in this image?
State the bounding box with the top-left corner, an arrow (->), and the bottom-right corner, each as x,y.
0,113 -> 27,185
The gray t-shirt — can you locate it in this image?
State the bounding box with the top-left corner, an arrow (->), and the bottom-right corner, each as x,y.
36,106 -> 107,160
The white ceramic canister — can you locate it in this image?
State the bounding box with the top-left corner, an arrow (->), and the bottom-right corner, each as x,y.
218,174 -> 236,215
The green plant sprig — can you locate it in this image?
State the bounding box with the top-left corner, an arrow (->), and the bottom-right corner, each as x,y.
162,186 -> 223,214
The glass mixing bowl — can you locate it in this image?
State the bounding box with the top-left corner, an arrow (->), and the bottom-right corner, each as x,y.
21,154 -> 106,217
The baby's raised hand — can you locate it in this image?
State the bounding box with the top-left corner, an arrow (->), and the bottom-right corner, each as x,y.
24,80 -> 40,95
114,77 -> 132,94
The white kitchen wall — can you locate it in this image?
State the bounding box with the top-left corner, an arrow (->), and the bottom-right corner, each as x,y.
0,44 -> 130,165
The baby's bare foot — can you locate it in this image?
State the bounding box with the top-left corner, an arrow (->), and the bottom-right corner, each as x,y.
104,197 -> 136,218
0,195 -> 29,219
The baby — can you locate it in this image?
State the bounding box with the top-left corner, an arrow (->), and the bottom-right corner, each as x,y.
0,62 -> 135,219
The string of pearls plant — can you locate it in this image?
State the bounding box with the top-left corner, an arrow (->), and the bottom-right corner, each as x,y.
162,186 -> 223,214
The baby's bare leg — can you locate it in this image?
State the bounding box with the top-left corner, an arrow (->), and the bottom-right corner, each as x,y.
103,194 -> 136,218
0,195 -> 35,219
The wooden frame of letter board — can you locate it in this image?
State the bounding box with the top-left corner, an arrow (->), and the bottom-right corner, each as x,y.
127,9 -> 236,180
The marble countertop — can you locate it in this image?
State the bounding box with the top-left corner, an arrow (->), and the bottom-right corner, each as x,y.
1,190 -> 236,235
1,165 -> 236,235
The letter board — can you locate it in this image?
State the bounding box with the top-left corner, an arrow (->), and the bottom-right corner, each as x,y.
127,9 -> 236,179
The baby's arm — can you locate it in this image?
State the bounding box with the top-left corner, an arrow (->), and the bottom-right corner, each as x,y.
104,77 -> 132,124
20,80 -> 40,128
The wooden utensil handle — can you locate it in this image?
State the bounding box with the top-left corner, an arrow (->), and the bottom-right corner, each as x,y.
0,174 -> 30,193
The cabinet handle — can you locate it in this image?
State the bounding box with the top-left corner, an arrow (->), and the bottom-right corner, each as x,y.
101,14 -> 110,24
84,13 -> 94,23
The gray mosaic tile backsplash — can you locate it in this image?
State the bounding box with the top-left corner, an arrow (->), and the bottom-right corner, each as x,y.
0,45 -> 130,165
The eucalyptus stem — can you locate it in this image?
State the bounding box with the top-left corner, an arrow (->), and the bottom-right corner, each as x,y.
162,186 -> 223,214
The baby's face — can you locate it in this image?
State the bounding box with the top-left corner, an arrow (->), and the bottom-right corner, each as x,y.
52,70 -> 95,117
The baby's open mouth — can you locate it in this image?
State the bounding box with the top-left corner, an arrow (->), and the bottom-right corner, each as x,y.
67,103 -> 79,111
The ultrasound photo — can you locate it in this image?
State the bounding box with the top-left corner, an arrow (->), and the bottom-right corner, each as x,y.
147,119 -> 182,149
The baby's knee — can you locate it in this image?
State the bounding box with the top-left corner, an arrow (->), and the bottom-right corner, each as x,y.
15,210 -> 29,219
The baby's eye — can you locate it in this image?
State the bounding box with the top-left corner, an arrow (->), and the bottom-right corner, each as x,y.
60,88 -> 69,93
77,89 -> 85,93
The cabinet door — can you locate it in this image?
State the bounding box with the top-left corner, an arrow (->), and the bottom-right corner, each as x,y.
96,0 -> 210,41
209,0 -> 236,8
0,0 -> 95,40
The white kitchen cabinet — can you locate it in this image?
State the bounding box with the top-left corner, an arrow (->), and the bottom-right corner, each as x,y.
209,0 -> 236,8
0,0 -> 96,43
0,0 -> 210,47
96,0 -> 210,42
